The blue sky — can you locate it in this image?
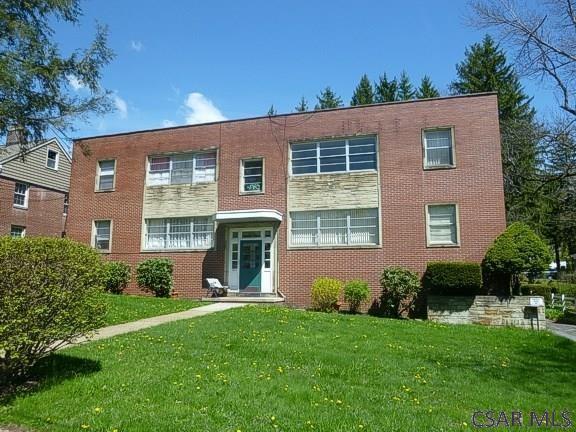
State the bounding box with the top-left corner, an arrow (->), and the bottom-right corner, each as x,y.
53,0 -> 558,141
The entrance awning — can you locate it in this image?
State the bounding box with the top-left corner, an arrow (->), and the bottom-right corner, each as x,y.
215,209 -> 283,223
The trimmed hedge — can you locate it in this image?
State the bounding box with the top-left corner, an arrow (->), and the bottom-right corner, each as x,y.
136,258 -> 174,297
102,261 -> 131,294
423,262 -> 482,296
521,282 -> 576,301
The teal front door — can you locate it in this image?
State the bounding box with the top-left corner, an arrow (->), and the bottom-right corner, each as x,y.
239,240 -> 262,291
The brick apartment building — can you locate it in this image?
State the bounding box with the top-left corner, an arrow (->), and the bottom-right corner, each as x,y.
67,93 -> 506,307
0,131 -> 71,238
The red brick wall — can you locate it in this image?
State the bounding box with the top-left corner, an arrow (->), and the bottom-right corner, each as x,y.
67,94 -> 506,307
0,176 -> 66,237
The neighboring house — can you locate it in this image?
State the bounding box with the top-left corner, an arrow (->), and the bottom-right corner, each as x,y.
0,130 -> 71,238
67,93 -> 506,306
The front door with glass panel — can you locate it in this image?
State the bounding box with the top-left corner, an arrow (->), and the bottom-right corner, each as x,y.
228,228 -> 274,293
239,240 -> 262,291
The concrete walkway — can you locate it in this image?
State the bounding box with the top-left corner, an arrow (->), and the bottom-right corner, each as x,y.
64,302 -> 246,348
547,320 -> 576,342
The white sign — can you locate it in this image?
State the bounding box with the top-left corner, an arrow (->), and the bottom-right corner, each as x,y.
529,297 -> 545,307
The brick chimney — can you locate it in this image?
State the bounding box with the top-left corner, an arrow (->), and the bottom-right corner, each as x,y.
5,126 -> 25,147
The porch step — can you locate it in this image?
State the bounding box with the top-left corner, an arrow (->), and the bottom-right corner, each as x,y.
201,295 -> 285,303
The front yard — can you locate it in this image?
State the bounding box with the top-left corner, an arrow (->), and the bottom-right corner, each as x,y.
1,306 -> 575,431
103,294 -> 204,326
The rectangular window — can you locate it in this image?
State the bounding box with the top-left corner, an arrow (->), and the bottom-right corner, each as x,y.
97,160 -> 116,191
144,217 -> 214,250
63,194 -> 69,215
46,149 -> 59,170
290,208 -> 379,247
13,182 -> 29,208
241,158 -> 263,193
291,136 -> 377,175
10,225 -> 25,238
427,204 -> 459,246
148,152 -> 216,186
93,220 -> 112,252
423,128 -> 454,168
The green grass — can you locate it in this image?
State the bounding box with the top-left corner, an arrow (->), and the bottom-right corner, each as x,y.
2,306 -> 575,431
102,294 -> 204,326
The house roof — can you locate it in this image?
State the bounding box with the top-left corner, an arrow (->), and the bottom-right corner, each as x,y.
0,138 -> 72,164
74,92 -> 499,142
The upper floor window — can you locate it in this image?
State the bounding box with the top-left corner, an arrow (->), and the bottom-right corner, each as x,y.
10,225 -> 25,238
97,160 -> 116,191
92,220 -> 112,252
290,208 -> 379,247
144,217 -> 214,250
13,182 -> 29,208
423,128 -> 454,169
426,204 -> 459,246
291,136 -> 377,175
46,149 -> 59,170
148,152 -> 216,186
241,158 -> 263,193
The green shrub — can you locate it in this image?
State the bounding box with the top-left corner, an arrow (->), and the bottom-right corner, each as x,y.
102,261 -> 131,294
344,279 -> 371,313
545,308 -> 564,321
423,262 -> 482,296
521,281 -> 576,301
483,223 -> 552,295
379,267 -> 421,317
559,272 -> 576,284
311,277 -> 343,312
136,259 -> 174,298
0,237 -> 106,384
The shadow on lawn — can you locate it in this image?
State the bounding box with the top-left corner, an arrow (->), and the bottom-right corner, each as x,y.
0,354 -> 101,405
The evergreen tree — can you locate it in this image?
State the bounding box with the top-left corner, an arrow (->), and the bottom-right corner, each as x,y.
0,0 -> 114,149
416,76 -> 440,99
350,74 -> 374,106
374,74 -> 398,102
295,97 -> 308,112
397,71 -> 415,100
267,105 -> 276,116
450,35 -> 537,223
314,87 -> 343,110
450,35 -> 532,122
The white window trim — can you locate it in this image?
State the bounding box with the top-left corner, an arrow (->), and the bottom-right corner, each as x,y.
46,148 -> 60,170
95,160 -> 116,192
425,203 -> 460,247
422,127 -> 456,170
289,135 -> 378,177
142,217 -> 215,251
240,157 -> 265,195
146,151 -> 218,187
92,219 -> 113,253
63,194 -> 69,216
288,208 -> 381,249
10,225 -> 26,238
13,182 -> 29,209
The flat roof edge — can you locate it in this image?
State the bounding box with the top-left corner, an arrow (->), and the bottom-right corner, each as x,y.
74,92 -> 498,142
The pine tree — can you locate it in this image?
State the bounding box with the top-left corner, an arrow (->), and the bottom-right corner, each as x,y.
450,35 -> 537,223
374,74 -> 398,102
416,76 -> 440,99
450,35 -> 532,122
267,105 -> 276,116
350,74 -> 374,106
0,0 -> 114,149
397,71 -> 415,100
295,97 -> 308,112
314,87 -> 343,110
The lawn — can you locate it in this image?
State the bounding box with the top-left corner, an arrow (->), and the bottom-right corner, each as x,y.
102,294 -> 204,326
1,306 -> 575,431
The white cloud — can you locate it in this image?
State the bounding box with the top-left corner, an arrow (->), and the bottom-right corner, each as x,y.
184,92 -> 226,125
113,94 -> 128,119
162,119 -> 177,128
68,75 -> 84,91
130,40 -> 143,52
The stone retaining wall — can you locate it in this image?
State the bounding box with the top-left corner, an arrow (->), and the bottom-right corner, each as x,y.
427,295 -> 546,330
